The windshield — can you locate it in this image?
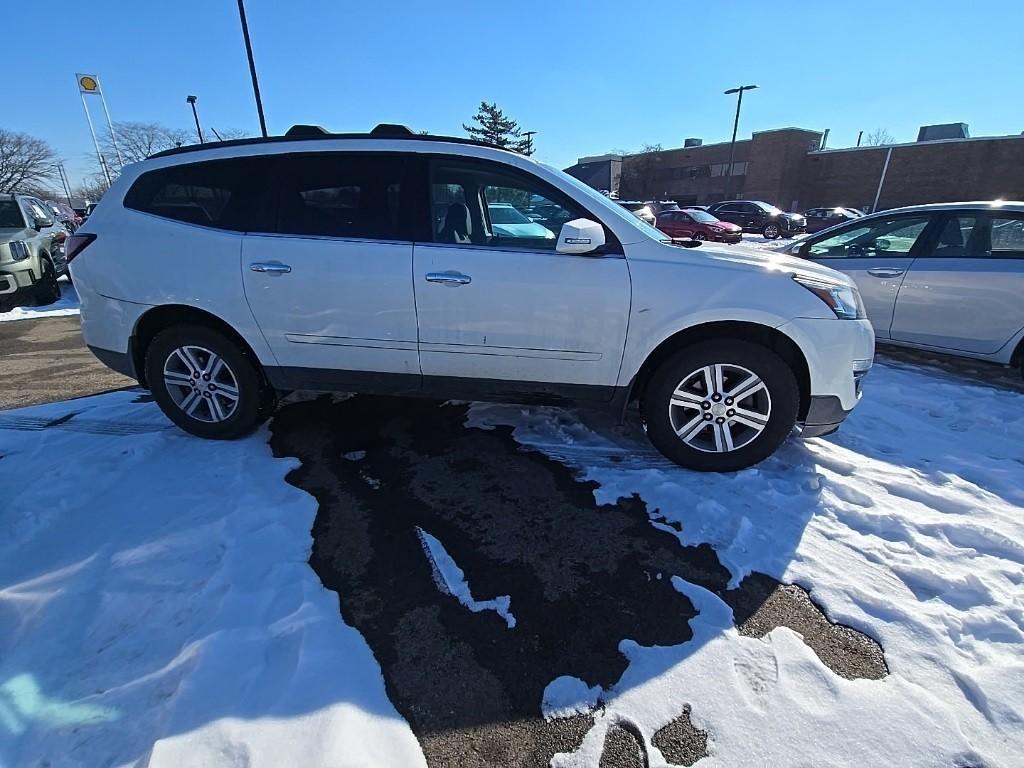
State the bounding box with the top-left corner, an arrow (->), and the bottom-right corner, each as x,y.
755,201 -> 782,215
546,164 -> 669,242
688,210 -> 718,223
0,200 -> 26,228
488,204 -> 531,225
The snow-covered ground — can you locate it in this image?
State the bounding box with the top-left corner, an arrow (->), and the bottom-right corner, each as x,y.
468,360 -> 1024,767
0,392 -> 425,768
1,359 -> 1021,766
0,278 -> 80,323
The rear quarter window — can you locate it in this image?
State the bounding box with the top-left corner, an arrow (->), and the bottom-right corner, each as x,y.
124,157 -> 271,231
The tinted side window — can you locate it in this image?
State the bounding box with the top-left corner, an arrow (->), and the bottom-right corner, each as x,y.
807,216 -> 931,258
987,216 -> 1024,258
274,153 -> 408,241
430,159 -> 588,251
125,157 -> 270,230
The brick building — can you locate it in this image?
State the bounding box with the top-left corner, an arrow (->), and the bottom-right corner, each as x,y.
565,124 -> 1024,212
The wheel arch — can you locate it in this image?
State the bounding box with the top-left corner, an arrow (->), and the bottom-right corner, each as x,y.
131,304 -> 267,389
626,320 -> 812,419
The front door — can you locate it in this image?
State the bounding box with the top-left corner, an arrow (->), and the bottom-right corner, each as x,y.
241,152 -> 420,384
413,158 -> 630,394
891,212 -> 1024,353
801,213 -> 933,338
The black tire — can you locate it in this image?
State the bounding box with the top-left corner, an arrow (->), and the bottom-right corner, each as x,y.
642,340 -> 799,472
145,324 -> 270,439
33,257 -> 61,306
762,222 -> 781,240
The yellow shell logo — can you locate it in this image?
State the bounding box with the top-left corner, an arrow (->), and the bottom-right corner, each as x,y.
79,75 -> 99,92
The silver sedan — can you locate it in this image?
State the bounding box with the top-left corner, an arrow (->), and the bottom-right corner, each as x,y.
785,201 -> 1024,377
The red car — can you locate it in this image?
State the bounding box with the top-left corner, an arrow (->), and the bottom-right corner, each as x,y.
656,209 -> 743,243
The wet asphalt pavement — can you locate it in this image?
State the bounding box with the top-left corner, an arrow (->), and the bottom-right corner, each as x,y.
270,394 -> 886,767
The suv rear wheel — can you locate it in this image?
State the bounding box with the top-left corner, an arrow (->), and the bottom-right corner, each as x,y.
642,340 -> 799,472
145,324 -> 270,439
33,257 -> 61,306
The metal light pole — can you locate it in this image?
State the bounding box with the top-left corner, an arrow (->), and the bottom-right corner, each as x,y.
56,163 -> 73,206
521,130 -> 536,156
236,0 -> 268,137
723,84 -> 758,198
186,95 -> 204,144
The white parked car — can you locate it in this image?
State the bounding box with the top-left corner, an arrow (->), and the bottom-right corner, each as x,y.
67,124 -> 874,471
783,202 -> 1024,376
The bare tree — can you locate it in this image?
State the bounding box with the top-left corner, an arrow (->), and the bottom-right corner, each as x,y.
100,121 -> 191,165
863,128 -> 894,147
73,173 -> 110,203
208,127 -> 251,142
618,143 -> 664,199
0,129 -> 58,191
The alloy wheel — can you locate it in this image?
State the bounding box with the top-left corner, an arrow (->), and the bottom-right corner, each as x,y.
163,345 -> 240,423
668,363 -> 772,453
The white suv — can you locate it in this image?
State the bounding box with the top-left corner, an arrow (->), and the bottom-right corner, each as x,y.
68,124 -> 874,471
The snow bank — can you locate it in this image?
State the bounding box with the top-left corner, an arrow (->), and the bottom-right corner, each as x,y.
468,360 -> 1024,766
0,391 -> 425,768
0,278 -> 79,322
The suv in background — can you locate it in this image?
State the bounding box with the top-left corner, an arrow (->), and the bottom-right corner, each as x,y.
70,123 -> 873,472
784,201 -> 1024,376
707,200 -> 806,239
0,194 -> 68,306
616,200 -> 657,226
803,206 -> 861,233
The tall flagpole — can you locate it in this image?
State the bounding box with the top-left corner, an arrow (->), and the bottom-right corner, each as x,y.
95,76 -> 124,169
80,89 -> 111,187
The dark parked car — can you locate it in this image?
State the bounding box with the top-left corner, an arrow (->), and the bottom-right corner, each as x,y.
656,209 -> 743,243
803,206 -> 862,233
706,200 -> 806,239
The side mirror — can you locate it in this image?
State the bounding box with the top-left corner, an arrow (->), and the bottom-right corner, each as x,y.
556,218 -> 606,255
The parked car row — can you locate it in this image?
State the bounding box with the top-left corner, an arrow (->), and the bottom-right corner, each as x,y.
0,193 -> 70,306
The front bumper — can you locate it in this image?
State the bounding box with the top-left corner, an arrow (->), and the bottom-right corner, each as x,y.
715,232 -> 743,243
0,263 -> 42,296
800,395 -> 853,437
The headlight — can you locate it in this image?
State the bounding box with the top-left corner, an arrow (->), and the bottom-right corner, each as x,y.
793,275 -> 865,319
8,241 -> 30,261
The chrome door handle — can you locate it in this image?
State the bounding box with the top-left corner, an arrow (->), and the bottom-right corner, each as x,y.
866,267 -> 904,278
250,262 -> 292,275
425,271 -> 471,286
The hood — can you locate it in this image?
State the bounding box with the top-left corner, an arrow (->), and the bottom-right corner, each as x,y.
695,244 -> 854,286
710,221 -> 743,232
0,226 -> 32,244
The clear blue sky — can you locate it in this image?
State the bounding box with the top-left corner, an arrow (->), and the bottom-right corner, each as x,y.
9,0 -> 1024,189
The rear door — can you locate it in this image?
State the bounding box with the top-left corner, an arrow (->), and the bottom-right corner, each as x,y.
711,203 -> 742,228
241,152 -> 420,384
890,211 -> 1024,353
413,156 -> 630,393
800,213 -> 934,337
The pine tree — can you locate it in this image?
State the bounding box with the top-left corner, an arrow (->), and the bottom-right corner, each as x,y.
463,102 -> 532,153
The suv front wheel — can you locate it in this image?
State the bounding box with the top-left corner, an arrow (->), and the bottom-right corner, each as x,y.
33,257 -> 61,306
642,340 -> 799,472
145,324 -> 271,439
